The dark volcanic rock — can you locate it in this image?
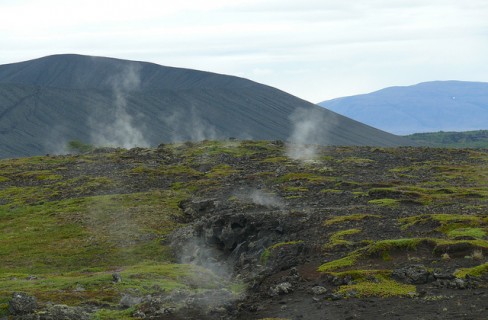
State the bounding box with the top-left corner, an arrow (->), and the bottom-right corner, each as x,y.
391,265 -> 434,284
8,292 -> 37,315
40,305 -> 90,320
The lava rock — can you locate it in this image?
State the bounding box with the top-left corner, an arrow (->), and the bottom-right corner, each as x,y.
8,292 -> 37,315
310,286 -> 328,295
112,272 -> 122,283
120,294 -> 143,308
269,282 -> 293,296
392,265 -> 434,284
40,304 -> 90,320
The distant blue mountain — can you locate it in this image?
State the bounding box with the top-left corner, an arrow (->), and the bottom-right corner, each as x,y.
318,81 -> 488,135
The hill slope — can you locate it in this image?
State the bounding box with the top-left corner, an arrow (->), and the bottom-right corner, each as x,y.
405,130 -> 488,148
0,54 -> 413,158
319,81 -> 488,135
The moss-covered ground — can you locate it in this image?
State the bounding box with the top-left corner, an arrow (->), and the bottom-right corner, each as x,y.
1,141 -> 487,318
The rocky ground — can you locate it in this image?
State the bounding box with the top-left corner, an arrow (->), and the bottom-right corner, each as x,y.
0,141 -> 487,319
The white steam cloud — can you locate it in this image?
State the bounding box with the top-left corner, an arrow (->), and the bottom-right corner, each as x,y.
235,188 -> 285,209
286,108 -> 335,161
162,106 -> 218,143
90,63 -> 149,148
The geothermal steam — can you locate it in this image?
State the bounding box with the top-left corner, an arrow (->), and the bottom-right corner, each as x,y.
286,107 -> 335,161
90,63 -> 149,148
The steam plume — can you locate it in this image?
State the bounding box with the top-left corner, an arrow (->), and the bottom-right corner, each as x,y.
286,108 -> 334,161
90,63 -> 149,148
162,106 -> 218,143
235,188 -> 285,209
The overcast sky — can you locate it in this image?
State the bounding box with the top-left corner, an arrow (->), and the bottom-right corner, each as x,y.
1,0 -> 487,102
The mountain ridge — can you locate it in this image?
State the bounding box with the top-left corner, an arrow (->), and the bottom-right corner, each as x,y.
319,81 -> 488,135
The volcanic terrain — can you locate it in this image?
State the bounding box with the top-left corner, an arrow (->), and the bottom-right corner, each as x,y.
0,141 -> 487,319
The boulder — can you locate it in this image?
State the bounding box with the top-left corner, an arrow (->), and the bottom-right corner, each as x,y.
8,292 -> 37,315
392,265 -> 434,284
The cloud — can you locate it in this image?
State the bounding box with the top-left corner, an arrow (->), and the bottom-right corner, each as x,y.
1,0 -> 487,101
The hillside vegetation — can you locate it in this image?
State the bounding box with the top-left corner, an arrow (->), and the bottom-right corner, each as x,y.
405,130 -> 488,148
0,141 -> 487,319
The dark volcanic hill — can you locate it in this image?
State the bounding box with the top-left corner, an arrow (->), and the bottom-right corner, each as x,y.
319,81 -> 488,135
0,54 -> 413,158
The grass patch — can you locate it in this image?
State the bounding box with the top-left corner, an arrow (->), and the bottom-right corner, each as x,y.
447,228 -> 486,239
206,164 -> 239,178
277,172 -> 325,183
324,229 -> 361,249
400,214 -> 487,238
368,198 -> 400,207
337,277 -> 416,298
454,262 -> 488,278
317,252 -> 361,272
283,186 -> 309,192
323,214 -> 381,226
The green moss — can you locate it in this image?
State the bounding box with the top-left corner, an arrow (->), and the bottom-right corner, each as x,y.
368,198 -> 400,207
337,277 -> 416,298
161,165 -> 202,177
400,214 -> 486,235
341,157 -> 375,165
262,156 -> 289,163
324,229 -> 361,249
366,238 -> 429,257
454,262 -> 488,278
447,228 -> 486,239
206,164 -> 239,178
317,252 -> 361,272
323,214 -> 381,226
327,269 -> 391,280
277,172 -> 325,183
320,189 -> 342,194
93,308 -> 135,320
283,186 -> 309,192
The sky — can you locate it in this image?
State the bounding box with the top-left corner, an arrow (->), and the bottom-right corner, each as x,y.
1,0 -> 487,102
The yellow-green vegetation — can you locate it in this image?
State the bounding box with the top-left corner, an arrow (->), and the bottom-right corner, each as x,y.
324,229 -> 361,249
320,189 -> 342,194
0,190 -> 188,273
0,263 -> 233,311
0,183 -> 197,312
262,156 -> 289,163
368,198 -> 400,207
323,214 -> 381,226
283,186 -> 309,192
337,277 -> 416,298
317,252 -> 361,272
400,214 -> 488,239
326,269 -> 391,280
340,157 -> 375,165
260,241 -> 304,265
206,164 -> 239,178
366,238 -> 429,260
447,228 -> 486,239
277,172 -> 325,183
454,262 -> 488,278
368,187 -> 432,205
319,237 -> 488,273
